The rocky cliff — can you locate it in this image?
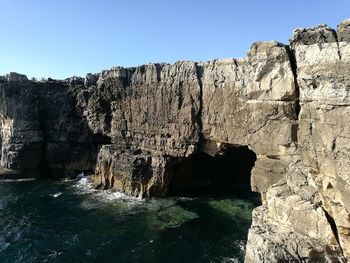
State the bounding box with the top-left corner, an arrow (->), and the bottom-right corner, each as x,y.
0,19 -> 349,262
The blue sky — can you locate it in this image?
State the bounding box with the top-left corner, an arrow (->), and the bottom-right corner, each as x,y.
0,0 -> 349,79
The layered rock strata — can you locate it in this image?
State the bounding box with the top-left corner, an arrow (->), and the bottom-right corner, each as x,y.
0,74 -> 109,178
245,21 -> 350,262
0,19 -> 349,262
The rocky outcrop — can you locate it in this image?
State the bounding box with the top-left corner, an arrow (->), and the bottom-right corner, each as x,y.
0,74 -> 42,177
0,19 -> 349,262
0,76 -> 109,178
83,43 -> 296,198
200,42 -> 297,196
294,21 -> 350,258
245,20 -> 350,262
74,62 -> 202,197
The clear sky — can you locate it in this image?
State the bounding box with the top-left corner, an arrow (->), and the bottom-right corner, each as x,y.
1,0 -> 349,79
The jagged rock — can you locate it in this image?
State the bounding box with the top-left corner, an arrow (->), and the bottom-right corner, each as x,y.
290,24 -> 337,46
337,18 -> 350,42
200,42 -> 297,196
245,206 -> 346,263
84,73 -> 99,86
87,45 -> 298,196
66,76 -> 84,85
87,61 -> 201,193
244,20 -> 350,262
93,145 -> 176,197
291,21 -> 350,259
5,72 -> 28,82
245,157 -> 347,262
0,79 -> 109,178
0,80 -> 42,177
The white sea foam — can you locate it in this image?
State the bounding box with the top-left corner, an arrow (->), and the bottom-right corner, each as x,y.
0,178 -> 36,183
72,176 -> 142,205
237,240 -> 246,252
221,257 -> 240,263
51,192 -> 62,198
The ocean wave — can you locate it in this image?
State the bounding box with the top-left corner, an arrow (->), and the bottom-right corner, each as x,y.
221,257 -> 241,263
50,192 -> 62,198
0,178 -> 37,183
0,236 -> 9,252
71,176 -> 142,206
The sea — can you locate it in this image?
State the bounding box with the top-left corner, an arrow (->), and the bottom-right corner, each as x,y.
0,177 -> 257,263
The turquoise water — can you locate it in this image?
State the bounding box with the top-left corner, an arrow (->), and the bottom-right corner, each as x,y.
0,178 -> 256,263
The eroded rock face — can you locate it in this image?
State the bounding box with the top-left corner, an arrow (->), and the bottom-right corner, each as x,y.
0,79 -> 109,178
0,79 -> 42,177
94,145 -> 175,197
337,19 -> 350,42
200,42 -> 298,197
0,18 -> 349,262
294,19 -> 350,259
75,62 -> 201,196
86,43 -> 297,197
245,158 -> 345,262
245,19 -> 350,262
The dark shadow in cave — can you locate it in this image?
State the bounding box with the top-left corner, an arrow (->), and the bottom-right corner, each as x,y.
168,144 -> 259,202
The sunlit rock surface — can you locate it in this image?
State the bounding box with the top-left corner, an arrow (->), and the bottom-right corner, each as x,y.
0,18 -> 349,262
295,19 -> 350,259
245,19 -> 350,262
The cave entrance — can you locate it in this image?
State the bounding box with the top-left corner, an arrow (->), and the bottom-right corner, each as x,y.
167,144 -> 257,199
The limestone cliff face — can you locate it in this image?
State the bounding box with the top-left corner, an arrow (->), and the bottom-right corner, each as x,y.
245,21 -> 350,262
0,74 -> 42,177
294,22 -> 350,258
76,62 -> 202,196
0,75 -> 109,178
200,42 -> 297,196
0,19 -> 349,262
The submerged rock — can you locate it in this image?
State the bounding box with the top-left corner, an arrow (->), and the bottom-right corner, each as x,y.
147,204 -> 199,231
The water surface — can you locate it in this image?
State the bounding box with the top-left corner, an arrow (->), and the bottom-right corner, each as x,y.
0,178 -> 256,263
